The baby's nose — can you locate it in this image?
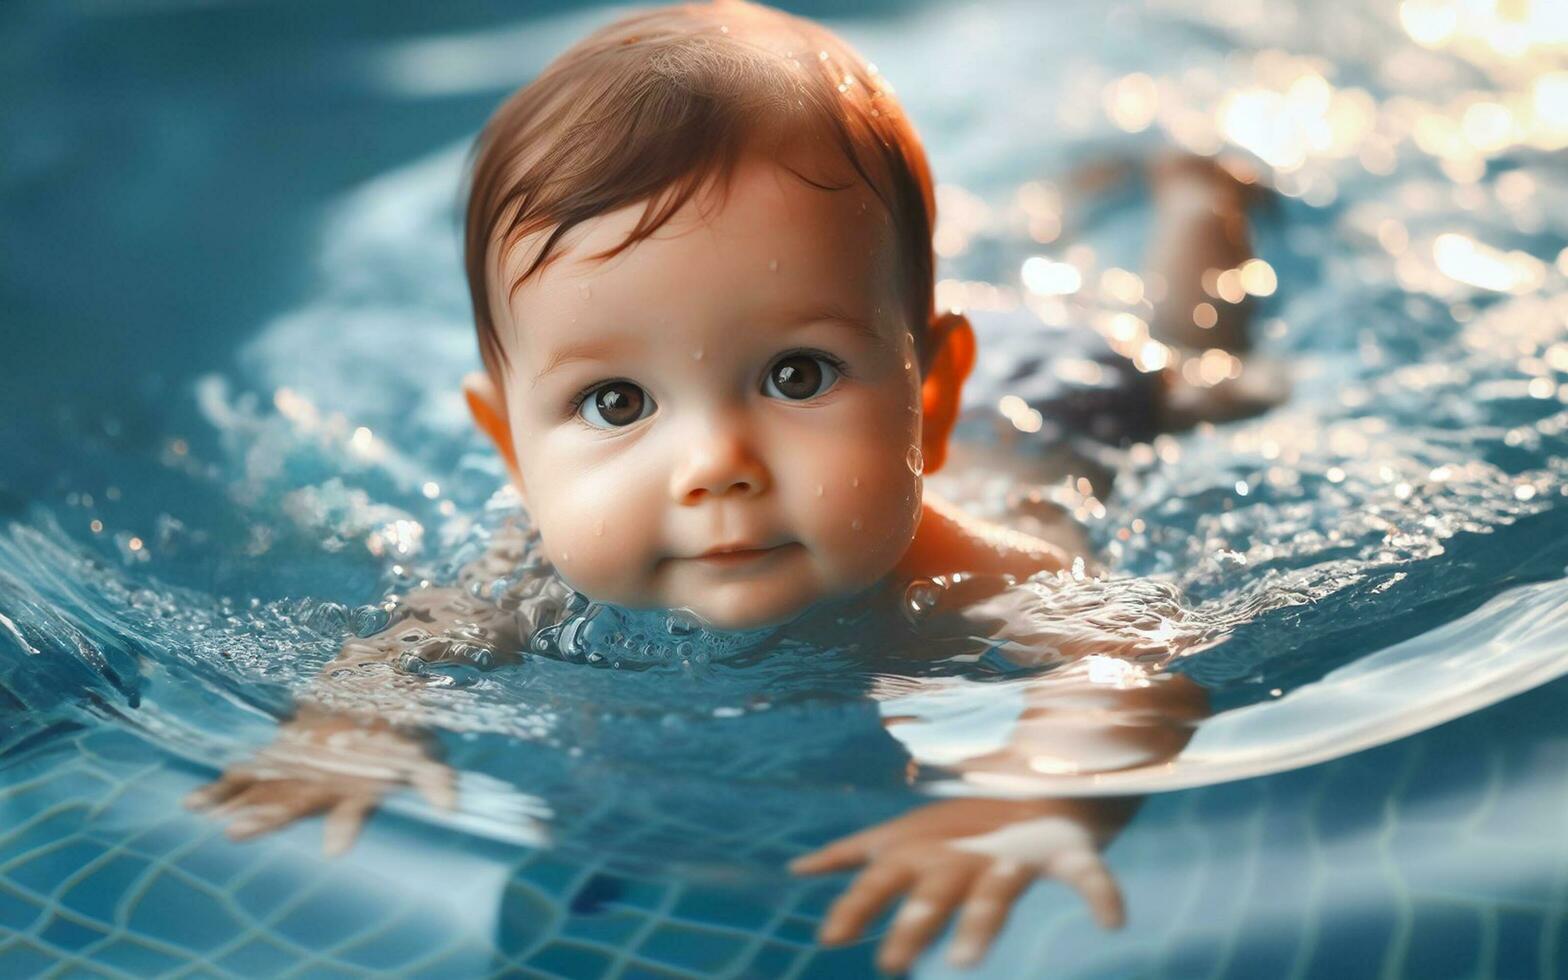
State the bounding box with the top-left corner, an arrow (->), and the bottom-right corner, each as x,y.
669,424 -> 770,504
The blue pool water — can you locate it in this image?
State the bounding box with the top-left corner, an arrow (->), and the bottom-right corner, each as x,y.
3,0 -> 1568,976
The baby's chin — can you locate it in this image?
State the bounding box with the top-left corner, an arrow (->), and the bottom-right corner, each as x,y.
673,585 -> 827,632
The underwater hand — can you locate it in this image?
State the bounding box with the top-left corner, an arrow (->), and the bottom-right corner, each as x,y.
789,798 -> 1127,973
184,711 -> 455,857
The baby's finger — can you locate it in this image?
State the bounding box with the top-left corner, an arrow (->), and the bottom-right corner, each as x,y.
411,763 -> 457,811
791,840 -> 866,875
323,795 -> 377,857
226,800 -> 311,842
184,772 -> 254,811
1049,849 -> 1125,929
947,861 -> 1035,968
876,865 -> 975,975
819,863 -> 917,946
225,787 -> 331,841
790,825 -> 887,875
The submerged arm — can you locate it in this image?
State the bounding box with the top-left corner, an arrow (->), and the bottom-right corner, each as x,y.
187,520 -> 569,853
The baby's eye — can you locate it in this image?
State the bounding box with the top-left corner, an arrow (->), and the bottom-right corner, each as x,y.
578,381 -> 655,429
762,354 -> 841,401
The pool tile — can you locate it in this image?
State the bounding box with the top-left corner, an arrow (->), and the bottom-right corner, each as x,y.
0,939 -> 56,978
793,943 -> 876,978
38,913 -> 109,953
59,854 -> 151,924
771,915 -> 821,947
125,870 -> 244,953
1302,899 -> 1397,978
733,941 -> 799,979
1403,902 -> 1480,979
1492,909 -> 1543,978
215,936 -> 302,976
560,907 -> 644,947
637,923 -> 748,973
175,834 -> 267,889
8,838 -> 111,894
334,908 -> 458,972
0,806 -> 91,863
88,938 -> 190,975
515,854 -> 583,895
272,879 -> 398,948
525,940 -> 614,978
671,887 -> 774,931
0,881 -> 44,931
231,859 -> 304,921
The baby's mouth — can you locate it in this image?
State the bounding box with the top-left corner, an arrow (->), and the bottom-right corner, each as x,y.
689,542 -> 798,567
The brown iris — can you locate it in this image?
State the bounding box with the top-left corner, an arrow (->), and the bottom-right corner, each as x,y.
591,382 -> 645,426
769,355 -> 824,400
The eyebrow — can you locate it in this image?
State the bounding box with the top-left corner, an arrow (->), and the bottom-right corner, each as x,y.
787,306 -> 894,351
529,307 -> 891,388
530,338 -> 628,389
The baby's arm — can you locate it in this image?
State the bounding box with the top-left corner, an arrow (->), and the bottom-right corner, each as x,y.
793,796 -> 1136,972
794,670 -> 1204,972
186,522 -> 565,853
898,491 -> 1084,584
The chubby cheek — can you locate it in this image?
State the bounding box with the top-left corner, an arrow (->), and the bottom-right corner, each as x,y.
518,442 -> 667,605
787,396 -> 924,589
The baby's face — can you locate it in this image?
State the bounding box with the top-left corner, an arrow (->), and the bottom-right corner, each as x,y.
489,156 -> 925,629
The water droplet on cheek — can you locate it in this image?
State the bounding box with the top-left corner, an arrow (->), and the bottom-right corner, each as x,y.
906,447 -> 924,475
693,347 -> 705,361
815,483 -> 824,497
850,476 -> 860,488
768,259 -> 779,272
593,520 -> 604,537
578,284 -> 592,300
561,551 -> 570,563
851,518 -> 863,531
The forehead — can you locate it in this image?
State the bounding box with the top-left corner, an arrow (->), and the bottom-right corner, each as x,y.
492,154 -> 900,362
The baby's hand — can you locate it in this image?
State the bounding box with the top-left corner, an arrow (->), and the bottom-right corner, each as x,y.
184,711 -> 454,856
790,798 -> 1128,973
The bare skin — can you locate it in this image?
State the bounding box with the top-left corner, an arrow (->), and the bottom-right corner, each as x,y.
190,154 -> 1264,972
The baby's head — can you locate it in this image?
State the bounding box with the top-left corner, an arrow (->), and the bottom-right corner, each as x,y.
461,0 -> 975,629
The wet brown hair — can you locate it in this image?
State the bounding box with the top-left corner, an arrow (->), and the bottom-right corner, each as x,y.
462,0 -> 937,380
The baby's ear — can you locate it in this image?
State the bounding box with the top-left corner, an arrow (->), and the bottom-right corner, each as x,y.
462,371 -> 526,499
919,311 -> 976,475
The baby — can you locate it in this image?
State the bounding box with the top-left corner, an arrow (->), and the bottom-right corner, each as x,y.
191,0 -> 1268,972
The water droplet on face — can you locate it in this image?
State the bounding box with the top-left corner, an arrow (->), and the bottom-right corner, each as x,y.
693,347 -> 705,361
593,520 -> 604,537
851,518 -> 863,531
561,551 -> 570,563
851,476 -> 860,488
902,578 -> 942,623
815,483 -> 824,497
768,259 -> 779,272
578,284 -> 592,299
906,447 -> 924,475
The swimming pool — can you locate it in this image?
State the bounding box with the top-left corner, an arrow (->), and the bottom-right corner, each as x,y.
3,0 -> 1567,976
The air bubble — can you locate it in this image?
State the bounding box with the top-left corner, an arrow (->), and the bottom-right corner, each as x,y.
666,609 -> 702,635
906,447 -> 924,475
